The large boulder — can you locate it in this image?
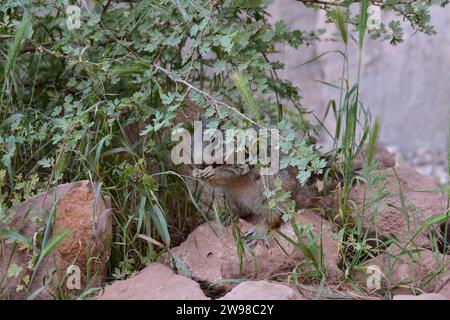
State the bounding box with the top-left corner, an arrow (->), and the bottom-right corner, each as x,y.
0,181 -> 112,300
53,181 -> 112,294
98,263 -> 209,300
351,165 -> 447,248
162,210 -> 340,296
219,280 -> 304,300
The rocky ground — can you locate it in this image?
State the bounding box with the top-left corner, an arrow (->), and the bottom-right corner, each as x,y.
1,148 -> 449,300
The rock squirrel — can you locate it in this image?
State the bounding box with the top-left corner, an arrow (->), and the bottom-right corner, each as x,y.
192,164 -> 321,246
182,98 -> 325,246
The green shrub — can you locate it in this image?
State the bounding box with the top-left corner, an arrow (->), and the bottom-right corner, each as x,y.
0,0 -> 445,296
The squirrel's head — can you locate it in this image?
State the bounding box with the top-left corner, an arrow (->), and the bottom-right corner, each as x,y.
193,118 -> 257,170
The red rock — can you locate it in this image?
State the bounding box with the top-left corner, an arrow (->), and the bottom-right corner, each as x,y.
0,181 -> 111,300
354,243 -> 449,294
162,210 -> 340,295
98,263 -> 208,300
220,280 -> 304,300
351,165 -> 447,248
54,181 -> 112,294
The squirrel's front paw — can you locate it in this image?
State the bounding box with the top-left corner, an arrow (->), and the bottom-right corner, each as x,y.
192,166 -> 215,181
244,225 -> 270,249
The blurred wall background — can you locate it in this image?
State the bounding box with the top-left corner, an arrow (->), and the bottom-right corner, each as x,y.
267,0 -> 450,182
